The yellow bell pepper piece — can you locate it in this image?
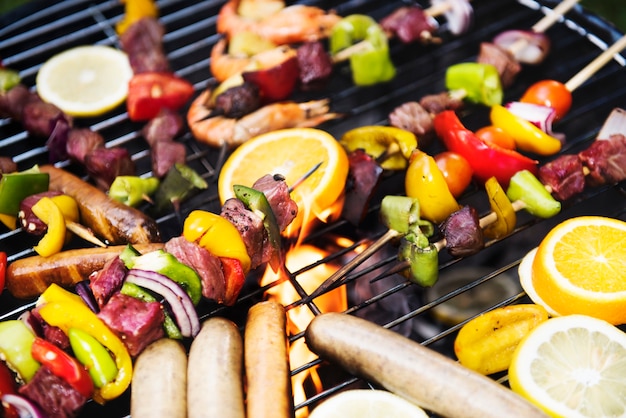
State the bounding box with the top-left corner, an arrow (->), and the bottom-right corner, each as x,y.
0,213 -> 16,230
115,0 -> 159,35
490,105 -> 562,156
38,284 -> 132,401
31,196 -> 66,257
483,177 -> 516,239
405,149 -> 460,223
340,125 -> 418,170
183,210 -> 251,274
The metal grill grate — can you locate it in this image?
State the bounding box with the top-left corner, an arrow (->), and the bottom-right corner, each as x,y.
1,0 -> 626,416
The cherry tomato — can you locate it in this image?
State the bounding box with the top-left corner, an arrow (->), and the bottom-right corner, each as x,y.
434,151 -> 473,198
520,80 -> 572,121
475,126 -> 516,150
127,72 -> 194,121
0,361 -> 18,418
0,252 -> 6,296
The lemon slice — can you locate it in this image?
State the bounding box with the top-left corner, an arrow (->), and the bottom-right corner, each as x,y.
309,389 -> 429,418
509,314 -> 626,418
36,45 -> 133,117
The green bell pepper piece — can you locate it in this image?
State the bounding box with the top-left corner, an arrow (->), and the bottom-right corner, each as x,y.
398,231 -> 439,287
506,169 -> 561,219
119,243 -> 141,268
120,282 -> 183,340
0,320 -> 40,382
0,168 -> 49,216
330,14 -> 396,86
132,250 -> 203,305
379,195 -> 435,237
445,62 -> 503,106
153,163 -> 208,214
109,176 -> 160,207
0,68 -> 20,94
233,184 -> 282,272
68,327 -> 118,388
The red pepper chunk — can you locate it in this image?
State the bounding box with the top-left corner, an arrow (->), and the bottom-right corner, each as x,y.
0,252 -> 6,296
220,257 -> 246,307
127,72 -> 194,121
31,337 -> 94,399
433,111 -> 538,187
0,361 -> 18,418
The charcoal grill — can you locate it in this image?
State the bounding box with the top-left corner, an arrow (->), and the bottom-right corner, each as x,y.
1,0 -> 626,416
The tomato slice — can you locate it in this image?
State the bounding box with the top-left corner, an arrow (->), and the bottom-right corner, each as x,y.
127,72 -> 194,121
31,337 -> 94,398
520,80 -> 572,121
475,125 -> 516,150
434,151 -> 473,198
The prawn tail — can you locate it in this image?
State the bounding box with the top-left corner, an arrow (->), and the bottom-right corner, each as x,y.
298,99 -> 344,127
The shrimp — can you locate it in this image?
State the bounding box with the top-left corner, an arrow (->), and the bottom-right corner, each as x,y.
210,37 -> 297,82
187,88 -> 341,148
216,0 -> 342,45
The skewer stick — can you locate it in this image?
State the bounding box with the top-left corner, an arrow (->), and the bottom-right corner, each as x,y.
66,221 -> 107,247
288,161 -> 323,193
565,33 -> 626,92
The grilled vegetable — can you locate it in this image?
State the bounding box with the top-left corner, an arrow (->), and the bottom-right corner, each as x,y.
0,168 -> 49,216
0,320 -> 40,382
506,170 -> 561,218
445,63 -> 503,106
490,105 -> 561,155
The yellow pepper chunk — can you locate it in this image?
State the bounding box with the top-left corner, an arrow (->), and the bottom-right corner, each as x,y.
31,196 -> 66,257
38,285 -> 133,401
183,210 -> 251,274
115,0 -> 159,35
340,125 -> 418,170
454,304 -> 548,375
483,176 -> 516,239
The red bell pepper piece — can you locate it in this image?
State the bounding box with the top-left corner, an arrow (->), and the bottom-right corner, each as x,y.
127,72 -> 194,121
220,257 -> 246,306
433,111 -> 538,187
0,361 -> 18,418
30,337 -> 94,398
0,252 -> 6,296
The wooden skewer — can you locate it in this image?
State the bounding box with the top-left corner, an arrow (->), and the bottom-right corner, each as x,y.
66,221 -> 107,247
565,33 -> 626,92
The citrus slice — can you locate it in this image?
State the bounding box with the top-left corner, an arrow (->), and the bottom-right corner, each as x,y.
309,389 -> 429,418
36,45 -> 133,117
218,128 -> 349,219
519,216 -> 626,325
509,314 -> 626,418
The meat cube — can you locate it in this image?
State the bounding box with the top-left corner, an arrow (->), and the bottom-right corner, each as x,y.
341,149 -> 383,225
97,293 -> 165,357
252,174 -> 298,231
0,156 -> 17,174
141,108 -> 183,147
19,366 -> 88,418
29,308 -> 71,351
380,6 -> 438,44
420,92 -> 464,114
220,198 -> 267,270
0,84 -> 40,120
579,134 -> 626,187
151,140 -> 186,178
477,42 -> 522,88
66,128 -> 105,164
297,41 -> 333,85
22,100 -> 70,137
388,101 -> 434,147
538,154 -> 585,201
164,236 -> 227,303
89,256 -> 128,307
119,17 -> 169,73
84,147 -> 135,190
441,205 -> 484,257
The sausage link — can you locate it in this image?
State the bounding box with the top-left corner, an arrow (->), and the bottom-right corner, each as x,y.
188,317 -> 245,418
245,301 -> 293,418
131,338 -> 187,418
305,312 -> 549,418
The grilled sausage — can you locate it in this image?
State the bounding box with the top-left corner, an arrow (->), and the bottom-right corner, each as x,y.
305,312 -> 549,418
188,317 -> 245,418
39,165 -> 161,245
6,243 -> 164,298
244,301 -> 293,418
131,338 -> 187,418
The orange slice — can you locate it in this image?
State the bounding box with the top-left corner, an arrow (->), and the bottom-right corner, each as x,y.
218,128 -> 349,221
519,216 -> 626,325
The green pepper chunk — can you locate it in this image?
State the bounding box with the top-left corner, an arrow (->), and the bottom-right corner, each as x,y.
119,243 -> 141,268
506,169 -> 561,219
398,232 -> 439,287
233,184 -> 282,272
120,282 -> 183,340
0,320 -> 40,382
132,250 -> 203,305
109,176 -> 160,207
330,14 -> 396,86
153,163 -> 208,214
0,167 -> 49,216
445,63 -> 503,106
0,68 -> 20,94
68,327 -> 118,388
379,195 -> 434,237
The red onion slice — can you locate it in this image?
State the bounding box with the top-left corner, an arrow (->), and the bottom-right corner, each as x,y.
75,280 -> 100,313
505,101 -> 565,142
432,0 -> 473,36
493,30 -> 551,65
2,394 -> 47,418
125,269 -> 200,337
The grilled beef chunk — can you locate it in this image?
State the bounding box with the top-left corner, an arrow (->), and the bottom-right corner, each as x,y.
579,134 -> 626,187
164,236 -> 227,303
342,149 -> 383,225
151,139 -> 187,178
142,108 -> 183,146
66,128 -> 105,164
221,197 -> 267,270
252,174 -> 298,231
19,366 -> 88,418
84,147 -> 135,190
0,156 -> 17,175
380,6 -> 438,44
213,82 -> 261,118
477,42 -> 521,88
388,101 -> 434,147
297,41 -> 334,85
441,205 -> 484,257
46,116 -> 73,163
420,92 -> 464,114
538,154 -> 585,201
0,84 -> 39,120
89,256 -> 128,308
119,17 -> 169,73
29,308 -> 71,351
23,100 -> 70,138
97,293 -> 165,357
